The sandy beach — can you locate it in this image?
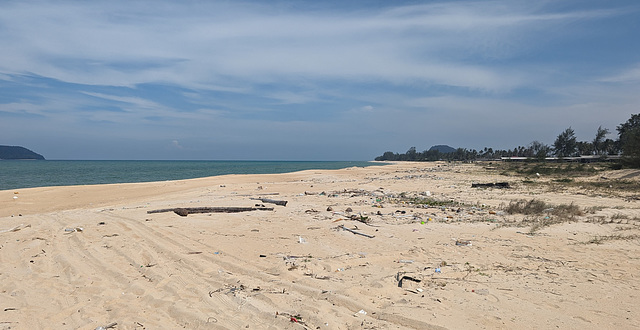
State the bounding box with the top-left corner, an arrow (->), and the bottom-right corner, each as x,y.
1,162 -> 639,329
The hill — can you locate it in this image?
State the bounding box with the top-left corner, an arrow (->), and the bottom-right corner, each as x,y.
428,145 -> 456,153
0,145 -> 45,160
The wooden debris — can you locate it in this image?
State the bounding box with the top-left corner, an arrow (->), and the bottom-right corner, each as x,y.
250,198 -> 288,206
338,225 -> 375,238
471,182 -> 510,188
147,206 -> 274,216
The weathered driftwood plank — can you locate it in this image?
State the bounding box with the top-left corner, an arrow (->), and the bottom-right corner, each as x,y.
250,198 -> 288,206
147,206 -> 274,217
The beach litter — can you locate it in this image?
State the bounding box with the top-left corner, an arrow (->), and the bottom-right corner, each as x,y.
456,240 -> 472,246
397,273 -> 421,288
472,289 -> 489,295
95,322 -> 117,330
1,224 -> 30,233
64,227 -> 84,233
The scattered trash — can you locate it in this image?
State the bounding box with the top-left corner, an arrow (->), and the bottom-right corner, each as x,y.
298,236 -> 307,244
276,312 -> 307,326
456,240 -> 472,246
398,259 -> 414,264
64,227 -> 83,233
397,274 -> 421,288
435,268 -> 442,273
95,322 -> 117,330
1,224 -> 30,233
472,289 -> 489,295
357,309 -> 367,316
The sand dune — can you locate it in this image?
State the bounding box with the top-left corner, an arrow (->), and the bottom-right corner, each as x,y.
1,162 -> 639,329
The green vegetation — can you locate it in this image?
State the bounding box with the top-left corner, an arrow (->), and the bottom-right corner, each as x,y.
505,199 -> 584,233
505,198 -> 584,219
553,127 -> 577,157
390,195 -> 462,207
617,114 -> 640,168
376,113 -> 640,168
587,234 -> 640,245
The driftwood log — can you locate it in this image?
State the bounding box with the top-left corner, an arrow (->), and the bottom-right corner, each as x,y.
147,206 -> 274,217
250,198 -> 288,206
471,182 -> 510,189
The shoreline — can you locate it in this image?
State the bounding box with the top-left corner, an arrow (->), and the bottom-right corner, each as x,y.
0,163 -> 390,218
1,161 -> 638,329
0,159 -> 381,191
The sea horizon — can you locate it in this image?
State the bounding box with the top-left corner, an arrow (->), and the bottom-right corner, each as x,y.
0,159 -> 381,191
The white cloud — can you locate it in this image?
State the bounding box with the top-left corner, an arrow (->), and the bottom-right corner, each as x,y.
0,1 -> 624,92
600,64 -> 640,83
169,140 -> 184,149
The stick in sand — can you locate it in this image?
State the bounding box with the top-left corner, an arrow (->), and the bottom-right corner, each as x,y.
338,225 -> 375,238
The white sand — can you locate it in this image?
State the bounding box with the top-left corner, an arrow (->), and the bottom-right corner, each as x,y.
0,162 -> 638,329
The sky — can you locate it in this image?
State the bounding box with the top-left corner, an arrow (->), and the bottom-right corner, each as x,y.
1,0 -> 639,160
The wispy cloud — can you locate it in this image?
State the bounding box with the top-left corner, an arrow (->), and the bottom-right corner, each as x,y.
1,1 -> 624,91
0,1 -> 638,159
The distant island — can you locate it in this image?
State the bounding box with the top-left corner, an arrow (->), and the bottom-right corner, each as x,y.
0,145 -> 45,160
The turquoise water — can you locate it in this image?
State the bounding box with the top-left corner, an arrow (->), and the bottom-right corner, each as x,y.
0,160 -> 381,191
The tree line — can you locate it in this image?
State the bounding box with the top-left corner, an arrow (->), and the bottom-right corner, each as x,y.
375,113 -> 640,168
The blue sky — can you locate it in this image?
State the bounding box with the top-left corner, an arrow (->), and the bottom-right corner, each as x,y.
1,0 -> 639,160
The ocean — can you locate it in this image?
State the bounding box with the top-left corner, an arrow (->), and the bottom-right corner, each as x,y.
0,160 -> 381,191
